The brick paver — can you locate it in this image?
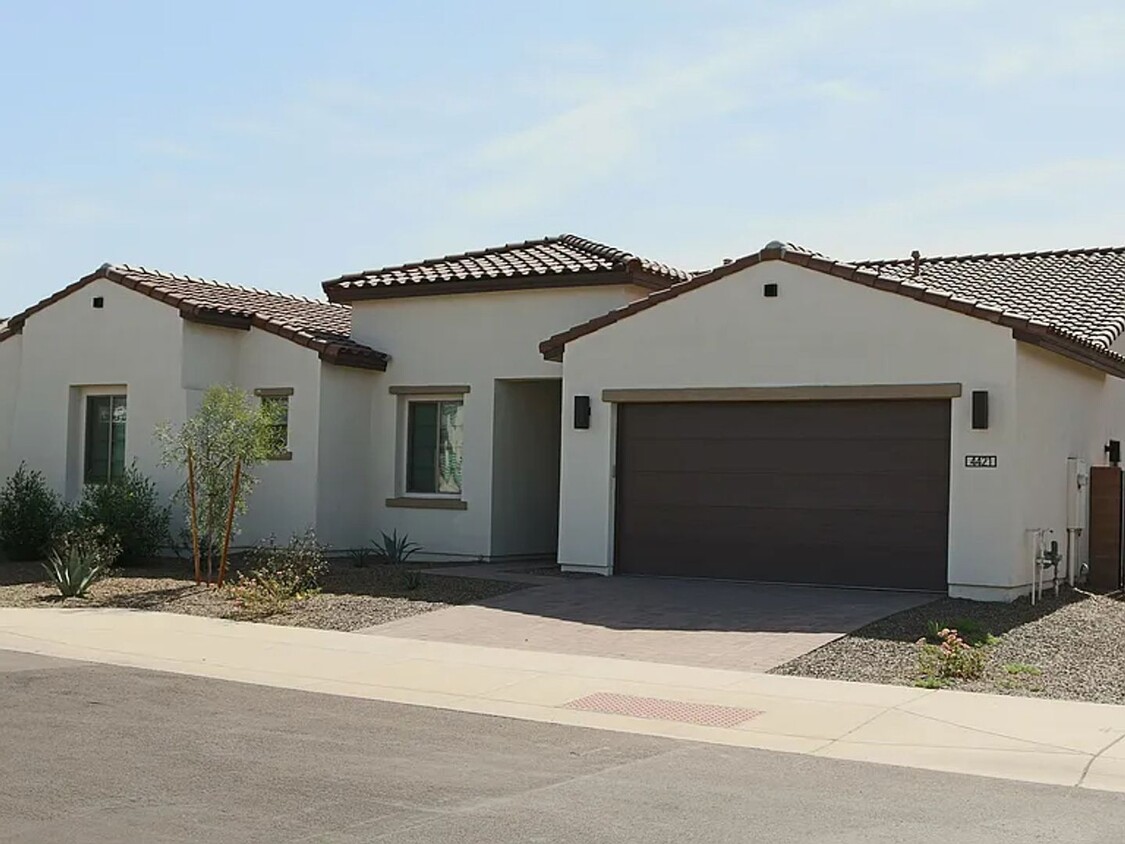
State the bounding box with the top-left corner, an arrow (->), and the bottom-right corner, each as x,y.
365,576 -> 932,672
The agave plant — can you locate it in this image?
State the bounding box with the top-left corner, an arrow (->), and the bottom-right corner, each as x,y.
371,530 -> 422,566
42,543 -> 110,598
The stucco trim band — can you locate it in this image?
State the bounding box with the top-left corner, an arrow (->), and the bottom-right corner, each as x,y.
385,497 -> 468,510
601,383 -> 963,404
388,385 -> 471,396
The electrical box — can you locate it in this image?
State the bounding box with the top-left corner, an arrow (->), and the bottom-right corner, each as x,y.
1067,457 -> 1090,530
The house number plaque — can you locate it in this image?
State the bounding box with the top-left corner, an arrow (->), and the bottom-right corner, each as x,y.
964,455 -> 998,468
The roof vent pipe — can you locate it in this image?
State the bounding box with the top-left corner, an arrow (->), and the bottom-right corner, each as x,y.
911,250 -> 922,277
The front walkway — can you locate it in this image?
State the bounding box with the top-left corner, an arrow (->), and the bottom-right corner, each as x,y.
1,607 -> 1123,794
363,573 -> 931,672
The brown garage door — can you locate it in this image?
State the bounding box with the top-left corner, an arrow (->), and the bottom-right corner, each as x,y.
614,400 -> 950,590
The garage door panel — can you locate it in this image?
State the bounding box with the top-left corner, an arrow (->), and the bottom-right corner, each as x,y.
620,472 -> 950,511
618,505 -> 947,547
620,437 -> 951,476
621,400 -> 951,441
614,537 -> 946,590
615,399 -> 950,589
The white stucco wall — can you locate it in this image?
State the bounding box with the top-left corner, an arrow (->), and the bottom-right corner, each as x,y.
316,362 -> 378,550
0,280 -> 339,553
0,334 -> 24,481
6,278 -> 188,506
350,285 -> 644,559
556,260 -> 1026,598
1013,345 -> 1125,593
230,326 -> 323,547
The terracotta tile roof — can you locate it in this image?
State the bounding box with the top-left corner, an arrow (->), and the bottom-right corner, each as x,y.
540,241 -> 1125,378
857,246 -> 1125,350
323,234 -> 691,301
0,264 -> 388,370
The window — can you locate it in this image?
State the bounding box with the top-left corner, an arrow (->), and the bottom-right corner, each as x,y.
407,400 -> 464,494
260,395 -> 290,456
84,395 -> 127,485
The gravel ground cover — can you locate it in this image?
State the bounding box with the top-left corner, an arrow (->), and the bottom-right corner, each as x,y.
773,588 -> 1125,705
0,559 -> 526,631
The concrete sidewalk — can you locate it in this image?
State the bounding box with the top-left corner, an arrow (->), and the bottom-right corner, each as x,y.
1,607 -> 1123,794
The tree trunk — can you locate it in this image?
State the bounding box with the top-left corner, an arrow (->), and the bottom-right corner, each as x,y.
187,448 -> 202,585
217,458 -> 242,588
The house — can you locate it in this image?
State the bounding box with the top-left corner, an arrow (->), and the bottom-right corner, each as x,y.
0,236 -> 686,559
3,235 -> 1125,600
0,263 -> 389,547
541,241 -> 1125,601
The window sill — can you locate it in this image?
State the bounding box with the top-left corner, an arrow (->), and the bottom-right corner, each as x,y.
266,451 -> 293,461
385,496 -> 467,511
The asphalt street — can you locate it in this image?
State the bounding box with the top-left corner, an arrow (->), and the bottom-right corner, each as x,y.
1,648 -> 1122,843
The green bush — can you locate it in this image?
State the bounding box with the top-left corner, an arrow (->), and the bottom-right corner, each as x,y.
0,463 -> 68,562
228,529 -> 328,619
399,569 -> 424,591
42,527 -> 120,598
924,617 -> 996,647
371,530 -> 422,565
74,465 -> 171,565
916,627 -> 987,681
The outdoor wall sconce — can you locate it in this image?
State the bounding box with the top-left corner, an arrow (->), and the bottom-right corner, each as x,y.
1107,440 -> 1121,465
971,390 -> 989,430
574,395 -> 591,429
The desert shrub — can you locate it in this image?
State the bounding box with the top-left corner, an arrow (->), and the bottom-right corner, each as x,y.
42,527 -> 120,598
74,465 -> 171,565
399,569 -> 424,591
348,547 -> 373,568
371,530 -> 422,565
916,627 -> 987,681
0,463 -> 68,561
924,617 -> 996,648
228,529 -> 328,618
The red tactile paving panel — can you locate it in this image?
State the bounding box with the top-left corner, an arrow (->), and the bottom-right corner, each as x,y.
562,692 -> 762,728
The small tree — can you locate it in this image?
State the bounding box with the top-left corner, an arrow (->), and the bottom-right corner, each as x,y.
157,385 -> 277,584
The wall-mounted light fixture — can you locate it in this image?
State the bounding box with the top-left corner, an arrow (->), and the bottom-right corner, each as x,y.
971,390 -> 989,430
1107,440 -> 1121,465
574,395 -> 591,429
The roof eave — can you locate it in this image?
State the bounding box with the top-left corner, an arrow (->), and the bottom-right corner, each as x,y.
325,269 -> 648,303
318,344 -> 389,372
1011,327 -> 1125,379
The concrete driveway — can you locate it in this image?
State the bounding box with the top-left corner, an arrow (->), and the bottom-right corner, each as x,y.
364,570 -> 933,672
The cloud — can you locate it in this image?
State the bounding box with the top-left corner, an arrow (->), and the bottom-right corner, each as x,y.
763,157 -> 1125,261
455,0 -> 950,216
976,11 -> 1125,84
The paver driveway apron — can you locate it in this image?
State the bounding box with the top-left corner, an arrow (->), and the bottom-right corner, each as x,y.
363,574 -> 932,672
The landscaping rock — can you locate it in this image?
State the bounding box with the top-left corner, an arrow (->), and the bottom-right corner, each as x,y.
0,560 -> 525,631
772,588 -> 1125,705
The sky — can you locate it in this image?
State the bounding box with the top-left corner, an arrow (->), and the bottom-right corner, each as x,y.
2,0 -> 1125,316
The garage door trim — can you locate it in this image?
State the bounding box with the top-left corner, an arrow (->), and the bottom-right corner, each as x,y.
603,383 -> 962,403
